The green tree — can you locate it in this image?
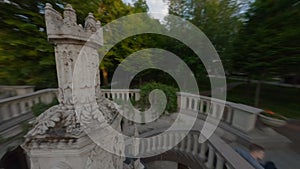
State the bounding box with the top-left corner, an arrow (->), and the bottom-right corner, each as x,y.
147,0 -> 244,90
0,0 -> 57,88
0,0 -> 150,88
167,0 -> 243,59
229,0 -> 300,106
0,0 -> 101,88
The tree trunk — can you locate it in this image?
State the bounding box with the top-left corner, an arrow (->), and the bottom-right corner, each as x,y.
101,68 -> 108,86
254,80 -> 262,107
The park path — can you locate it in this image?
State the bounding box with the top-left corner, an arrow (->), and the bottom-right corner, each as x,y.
274,119 -> 300,153
263,119 -> 300,169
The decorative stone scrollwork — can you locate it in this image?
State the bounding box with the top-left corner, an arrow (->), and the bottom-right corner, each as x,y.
25,105 -> 81,141
85,145 -> 124,169
51,161 -> 72,169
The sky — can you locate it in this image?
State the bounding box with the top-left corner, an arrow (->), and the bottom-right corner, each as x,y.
123,0 -> 169,21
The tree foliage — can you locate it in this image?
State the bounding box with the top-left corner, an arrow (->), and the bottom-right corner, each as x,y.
229,0 -> 300,79
0,0 -> 56,88
0,0 -> 149,88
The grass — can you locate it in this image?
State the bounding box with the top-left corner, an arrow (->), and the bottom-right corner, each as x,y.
227,83 -> 300,119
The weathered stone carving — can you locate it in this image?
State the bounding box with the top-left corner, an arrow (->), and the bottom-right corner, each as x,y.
52,161 -> 72,169
22,3 -> 125,169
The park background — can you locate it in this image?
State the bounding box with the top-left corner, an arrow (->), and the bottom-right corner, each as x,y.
0,0 -> 299,119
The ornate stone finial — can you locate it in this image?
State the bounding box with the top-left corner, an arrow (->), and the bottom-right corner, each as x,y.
85,12 -> 97,32
96,21 -> 102,29
45,3 -> 53,8
44,3 -> 102,46
64,4 -> 77,24
65,4 -> 73,9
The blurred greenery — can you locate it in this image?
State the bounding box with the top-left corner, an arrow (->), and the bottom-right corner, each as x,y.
228,0 -> 300,79
138,82 -> 179,113
0,0 -> 298,118
227,83 -> 300,118
32,98 -> 58,117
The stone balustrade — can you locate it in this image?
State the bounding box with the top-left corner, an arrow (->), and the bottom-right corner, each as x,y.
0,88 -> 262,168
0,89 -> 57,123
0,85 -> 35,99
177,92 -> 263,133
137,130 -> 254,169
0,89 -> 141,124
0,89 -> 263,133
101,89 -> 141,101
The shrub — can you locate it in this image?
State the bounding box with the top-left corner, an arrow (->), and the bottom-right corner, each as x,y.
31,98 -> 58,117
138,82 -> 178,113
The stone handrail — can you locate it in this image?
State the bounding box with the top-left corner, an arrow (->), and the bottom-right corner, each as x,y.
0,85 -> 35,99
137,129 -> 255,169
177,92 -> 263,132
0,89 -> 57,123
0,89 -> 263,133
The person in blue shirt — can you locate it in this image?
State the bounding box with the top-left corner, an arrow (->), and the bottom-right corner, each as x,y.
235,144 -> 277,169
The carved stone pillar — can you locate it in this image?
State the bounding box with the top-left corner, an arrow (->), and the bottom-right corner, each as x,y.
22,4 -> 124,169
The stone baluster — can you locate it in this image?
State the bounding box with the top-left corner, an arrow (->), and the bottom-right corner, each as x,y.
186,134 -> 192,153
179,133 -> 186,152
205,145 -> 215,169
199,100 -> 204,113
217,104 -> 222,120
168,133 -> 174,149
11,102 -> 19,118
19,101 -> 26,114
152,136 -> 156,151
135,92 -> 140,101
122,93 -> 125,100
0,104 -> 9,121
158,135 -> 163,150
216,153 -> 225,169
225,106 -> 232,124
123,92 -> 127,100
207,101 -> 212,115
140,139 -> 145,154
193,99 -> 199,111
146,137 -> 152,153
210,103 -> 217,118
188,97 -> 192,110
163,134 -> 168,150
112,92 -> 115,100
180,96 -> 186,110
199,142 -> 208,160
173,133 -> 180,150
192,134 -> 199,155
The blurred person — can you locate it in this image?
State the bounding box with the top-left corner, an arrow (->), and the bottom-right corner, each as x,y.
235,144 -> 277,169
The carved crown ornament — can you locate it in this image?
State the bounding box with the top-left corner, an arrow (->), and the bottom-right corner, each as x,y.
44,3 -> 103,47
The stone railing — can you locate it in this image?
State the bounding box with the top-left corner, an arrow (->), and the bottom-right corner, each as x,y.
138,130 -> 254,169
0,85 -> 35,99
0,88 -> 260,168
101,89 -> 141,101
177,92 -> 263,133
0,89 -> 263,133
0,89 -> 57,123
